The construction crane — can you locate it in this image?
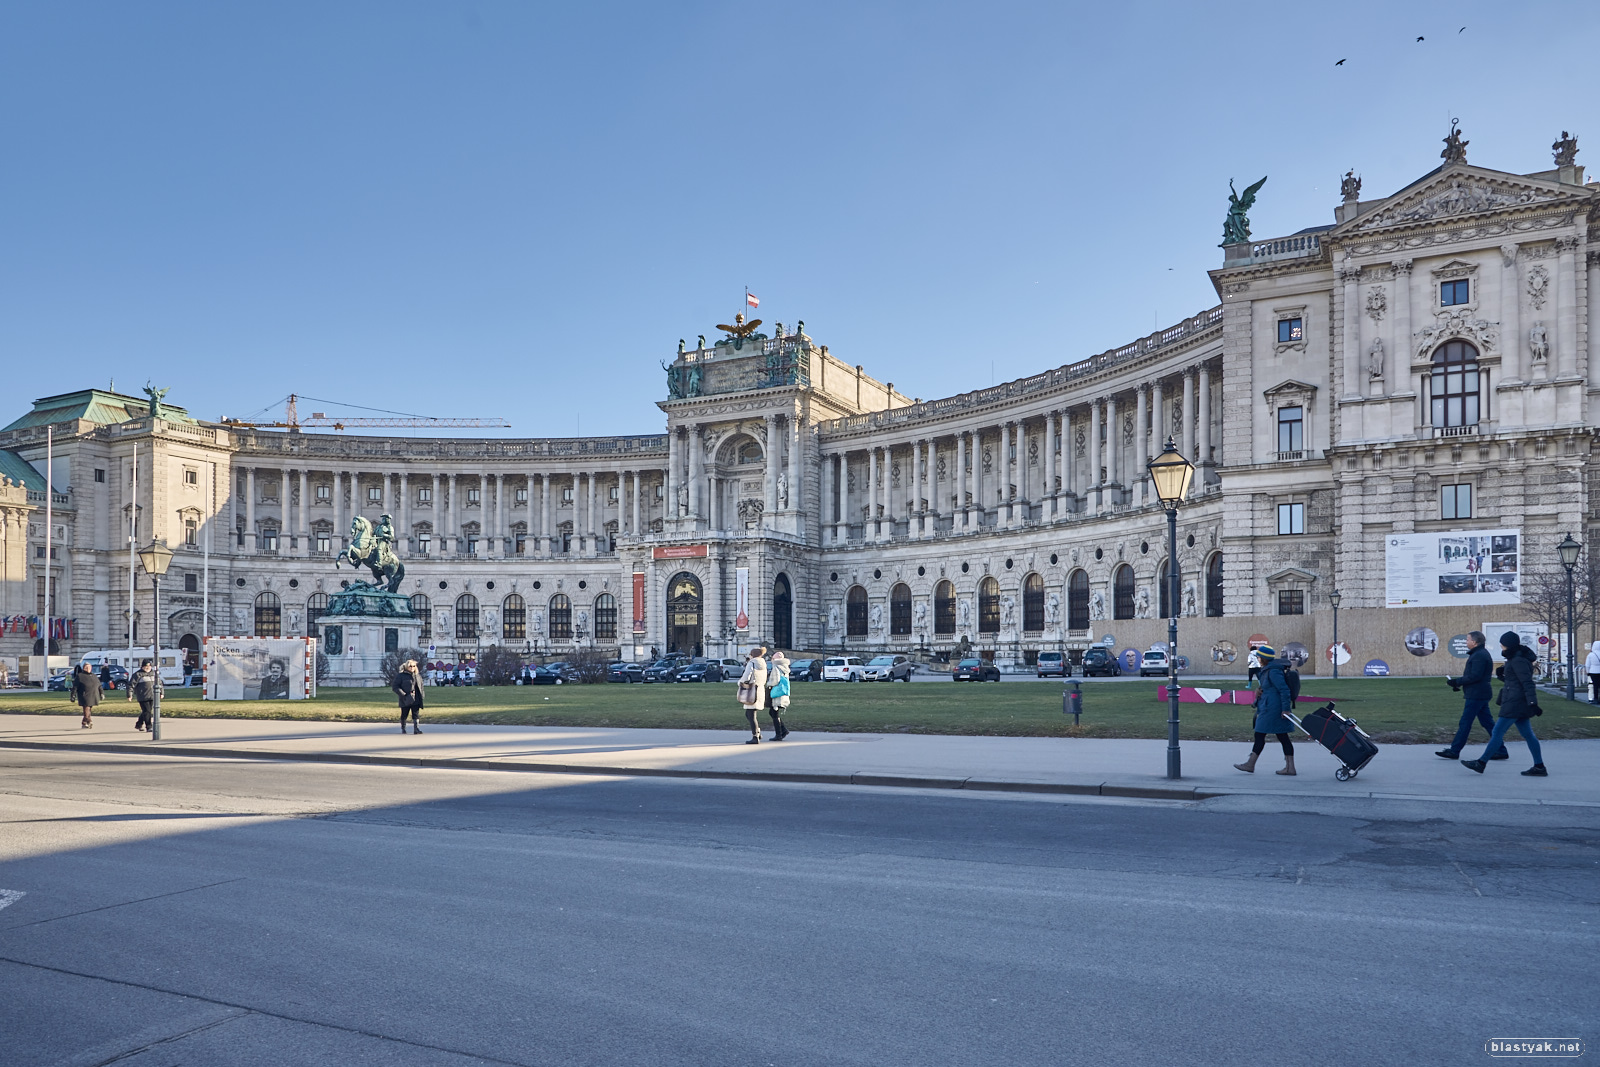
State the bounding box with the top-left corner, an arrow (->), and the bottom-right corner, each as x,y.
221,394 -> 510,432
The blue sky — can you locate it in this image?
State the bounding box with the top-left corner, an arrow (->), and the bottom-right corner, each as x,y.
2,1 -> 1595,436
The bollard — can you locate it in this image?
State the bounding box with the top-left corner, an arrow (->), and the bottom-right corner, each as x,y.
1064,681 -> 1082,727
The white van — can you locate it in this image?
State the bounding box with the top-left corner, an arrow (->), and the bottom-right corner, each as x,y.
823,656 -> 866,682
78,649 -> 187,687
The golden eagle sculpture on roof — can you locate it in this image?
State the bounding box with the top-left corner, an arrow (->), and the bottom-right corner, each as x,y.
715,312 -> 763,338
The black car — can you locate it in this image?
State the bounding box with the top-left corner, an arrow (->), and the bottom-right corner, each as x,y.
1080,648 -> 1122,677
607,662 -> 646,683
787,658 -> 824,682
529,663 -> 574,685
642,659 -> 682,683
952,658 -> 1001,682
97,664 -> 130,691
675,661 -> 724,683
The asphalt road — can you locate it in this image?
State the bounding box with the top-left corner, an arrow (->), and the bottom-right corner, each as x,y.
1,751 -> 1594,1067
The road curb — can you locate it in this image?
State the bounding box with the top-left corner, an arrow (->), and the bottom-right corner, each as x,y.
0,738 -> 1221,800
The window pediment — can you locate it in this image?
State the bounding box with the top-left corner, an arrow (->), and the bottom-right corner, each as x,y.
1263,379 -> 1317,412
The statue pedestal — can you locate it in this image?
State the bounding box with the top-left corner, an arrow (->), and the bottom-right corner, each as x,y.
319,584 -> 422,687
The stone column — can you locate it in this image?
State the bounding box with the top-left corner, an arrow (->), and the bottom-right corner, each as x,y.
334,470 -> 346,550
763,415 -> 778,523
1391,260 -> 1413,398
1088,402 -> 1102,513
430,474 -> 440,554
1341,257 -> 1362,399
866,447 -> 879,540
666,429 -> 680,520
444,474 -> 456,554
299,469 -> 311,553
493,473 -> 504,557
1198,364 -> 1212,478
1105,397 -> 1120,505
788,412 -> 802,515
244,467 -> 256,553
915,439 -> 928,537
1181,372 -> 1196,486
1500,245 -> 1522,383
1043,414 -> 1056,521
688,425 -> 705,522
1134,388 -> 1149,507
539,473 -> 551,555
588,471 -> 598,556
926,438 -> 940,534
833,454 -> 846,544
1062,412 -> 1075,506
956,432 -> 969,530
1556,235 -> 1580,378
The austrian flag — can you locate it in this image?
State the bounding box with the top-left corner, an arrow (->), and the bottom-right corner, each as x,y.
746,292 -> 760,309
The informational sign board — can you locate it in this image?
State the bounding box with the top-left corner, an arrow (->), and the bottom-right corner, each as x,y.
203,637 -> 316,700
1385,529 -> 1521,607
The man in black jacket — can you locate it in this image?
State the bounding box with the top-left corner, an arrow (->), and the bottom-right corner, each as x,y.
1437,631 -> 1507,760
1462,631 -> 1548,776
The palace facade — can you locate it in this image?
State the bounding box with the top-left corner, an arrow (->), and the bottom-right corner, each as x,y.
3,131 -> 1595,677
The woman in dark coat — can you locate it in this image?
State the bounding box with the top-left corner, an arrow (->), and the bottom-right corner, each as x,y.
1462,632 -> 1547,776
392,659 -> 425,734
71,664 -> 102,729
1234,645 -> 1296,775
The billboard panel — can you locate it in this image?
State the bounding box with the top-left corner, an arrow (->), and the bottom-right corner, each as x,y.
203,637 -> 317,700
1384,529 -> 1521,608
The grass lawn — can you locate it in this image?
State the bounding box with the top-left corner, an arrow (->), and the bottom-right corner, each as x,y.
6,678 -> 1600,744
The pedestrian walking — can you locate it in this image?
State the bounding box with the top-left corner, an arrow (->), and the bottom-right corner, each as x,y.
1234,645 -> 1296,775
737,647 -> 768,744
1585,640 -> 1600,705
99,662 -> 113,693
71,663 -> 101,729
392,659 -> 425,734
129,660 -> 161,732
1245,645 -> 1264,690
1462,631 -> 1547,776
766,651 -> 791,741
1437,631 -> 1507,761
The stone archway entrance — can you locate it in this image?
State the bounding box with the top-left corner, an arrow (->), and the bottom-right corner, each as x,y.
178,633 -> 200,673
666,572 -> 703,657
772,573 -> 793,650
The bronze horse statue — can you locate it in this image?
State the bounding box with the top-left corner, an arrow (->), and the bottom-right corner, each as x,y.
338,515 -> 406,594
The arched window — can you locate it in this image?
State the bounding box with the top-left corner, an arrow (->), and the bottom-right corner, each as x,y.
934,580 -> 956,635
305,592 -> 328,639
978,577 -> 1000,633
502,594 -> 526,640
1157,559 -> 1171,619
1068,570 -> 1090,631
772,574 -> 793,648
254,592 -> 281,637
409,594 -> 431,641
1113,564 -> 1136,620
846,586 -> 868,637
890,584 -> 912,636
1430,341 -> 1482,428
549,594 -> 572,639
1022,573 -> 1044,632
1206,552 -> 1224,617
594,593 -> 617,639
454,594 -> 479,639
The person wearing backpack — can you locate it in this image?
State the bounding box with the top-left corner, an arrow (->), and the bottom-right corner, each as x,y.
1235,645 -> 1296,775
1461,631 -> 1547,776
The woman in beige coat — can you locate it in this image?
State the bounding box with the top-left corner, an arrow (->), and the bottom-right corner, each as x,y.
738,647 -> 768,744
766,651 -> 792,740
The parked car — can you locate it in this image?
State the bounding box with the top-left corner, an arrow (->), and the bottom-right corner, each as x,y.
529,665 -> 568,685
675,661 -> 725,683
822,656 -> 866,682
1036,651 -> 1068,678
788,658 -> 824,681
952,658 -> 1001,682
607,662 -> 646,683
718,658 -> 743,678
97,664 -> 130,691
643,659 -> 682,683
1080,648 -> 1122,677
1138,649 -> 1170,677
862,655 -> 909,681
45,671 -> 72,692
888,660 -> 916,682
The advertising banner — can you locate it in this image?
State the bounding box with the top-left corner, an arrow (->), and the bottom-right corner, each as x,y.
735,567 -> 749,631
203,637 -> 316,700
632,572 -> 646,633
1384,529 -> 1521,607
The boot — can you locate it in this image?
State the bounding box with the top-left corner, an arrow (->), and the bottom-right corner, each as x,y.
401,724 -> 409,733
1276,753 -> 1297,776
1234,752 -> 1259,773
746,735 -> 761,745
412,723 -> 422,734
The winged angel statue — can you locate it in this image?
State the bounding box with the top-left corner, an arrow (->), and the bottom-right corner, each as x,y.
1220,176 -> 1267,247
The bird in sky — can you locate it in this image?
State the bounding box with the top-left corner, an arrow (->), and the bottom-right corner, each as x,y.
1416,35 -> 1425,41
1459,26 -> 1466,33
1335,58 -> 1346,65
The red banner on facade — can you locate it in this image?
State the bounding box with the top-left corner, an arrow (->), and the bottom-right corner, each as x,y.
652,544 -> 708,559
632,572 -> 645,633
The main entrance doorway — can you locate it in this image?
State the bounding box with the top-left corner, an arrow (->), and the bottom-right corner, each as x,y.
666,572 -> 703,656
772,573 -> 792,649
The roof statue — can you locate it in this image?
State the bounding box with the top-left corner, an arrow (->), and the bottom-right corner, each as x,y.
142,382 -> 170,421
1219,176 -> 1267,247
715,311 -> 764,351
1441,120 -> 1468,164
1553,130 -> 1579,168
1340,169 -> 1361,200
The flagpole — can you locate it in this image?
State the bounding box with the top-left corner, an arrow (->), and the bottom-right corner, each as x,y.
44,426 -> 52,666
128,442 -> 137,653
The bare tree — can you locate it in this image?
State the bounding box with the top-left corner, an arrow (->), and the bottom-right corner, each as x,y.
379,647 -> 429,687
1521,548 -> 1591,680
476,645 -> 524,686
566,646 -> 611,684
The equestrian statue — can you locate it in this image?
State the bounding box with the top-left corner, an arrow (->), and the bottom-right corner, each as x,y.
338,514 -> 406,594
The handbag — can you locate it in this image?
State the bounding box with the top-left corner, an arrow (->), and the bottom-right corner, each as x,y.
736,683 -> 759,704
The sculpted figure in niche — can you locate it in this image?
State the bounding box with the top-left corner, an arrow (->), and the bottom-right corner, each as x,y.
1001,595 -> 1015,630
869,603 -> 884,633
1135,587 -> 1151,619
914,601 -> 928,629
233,607 -> 247,633
1368,337 -> 1385,379
532,610 -> 544,634
1529,323 -> 1549,362
1183,582 -> 1197,617
1046,592 -> 1061,627
776,471 -> 789,510
828,604 -> 840,634
289,609 -> 301,635
1090,590 -> 1106,621
958,598 -> 973,630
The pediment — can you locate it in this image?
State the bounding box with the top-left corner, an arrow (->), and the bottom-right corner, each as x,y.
1265,567 -> 1318,584
1337,166 -> 1573,235
1262,379 -> 1318,398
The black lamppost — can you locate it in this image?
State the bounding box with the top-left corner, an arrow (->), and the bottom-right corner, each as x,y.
1558,533 -> 1581,702
1329,589 -> 1342,680
137,539 -> 174,740
1147,438 -> 1195,780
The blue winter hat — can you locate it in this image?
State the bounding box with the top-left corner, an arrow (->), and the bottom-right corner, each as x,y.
1256,645 -> 1276,659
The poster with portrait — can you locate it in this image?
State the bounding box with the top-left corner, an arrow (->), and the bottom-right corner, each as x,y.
1384,529 -> 1521,607
203,637 -> 316,700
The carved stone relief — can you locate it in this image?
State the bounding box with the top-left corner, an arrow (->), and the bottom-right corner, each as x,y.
1365,287 -> 1387,322
1368,337 -> 1386,379
1526,265 -> 1550,310
1414,309 -> 1499,357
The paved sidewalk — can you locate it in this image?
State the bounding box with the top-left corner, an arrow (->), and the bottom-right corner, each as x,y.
2,713 -> 1595,806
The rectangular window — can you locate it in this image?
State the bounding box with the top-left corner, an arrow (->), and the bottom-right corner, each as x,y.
466,537 -> 479,555
1277,590 -> 1305,615
515,487 -> 528,504
1441,279 -> 1470,306
608,486 -> 620,502
416,533 -> 430,555
185,519 -> 198,546
1277,318 -> 1303,343
316,534 -> 332,553
262,529 -> 279,552
1277,502 -> 1305,535
515,534 -> 527,555
416,487 -> 432,504
316,484 -> 331,501
367,486 -> 382,503
185,573 -> 198,592
1277,407 -> 1303,454
1441,483 -> 1473,520
184,469 -> 198,485
562,487 -> 574,504
467,488 -> 481,505
94,468 -> 106,483
655,484 -> 664,499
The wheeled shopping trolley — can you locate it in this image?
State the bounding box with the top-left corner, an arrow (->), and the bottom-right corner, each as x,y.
1285,702 -> 1379,781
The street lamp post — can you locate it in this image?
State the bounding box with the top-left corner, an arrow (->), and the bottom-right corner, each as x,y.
1329,589 -> 1342,681
136,539 -> 174,740
1147,438 -> 1195,780
1558,533 -> 1581,702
